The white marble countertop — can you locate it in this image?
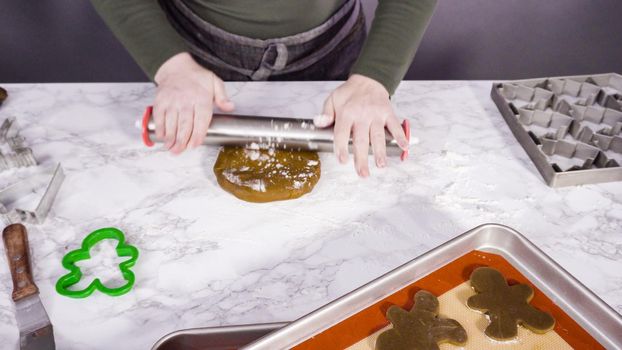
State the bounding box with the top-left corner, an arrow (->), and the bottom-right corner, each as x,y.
0,81 -> 620,350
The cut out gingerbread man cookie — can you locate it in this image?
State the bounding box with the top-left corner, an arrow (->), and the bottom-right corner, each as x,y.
376,290 -> 467,350
467,267 -> 555,340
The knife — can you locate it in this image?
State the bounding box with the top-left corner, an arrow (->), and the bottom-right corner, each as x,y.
3,223 -> 55,350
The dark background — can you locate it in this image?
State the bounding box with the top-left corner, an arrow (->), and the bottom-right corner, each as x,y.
1,0 -> 621,83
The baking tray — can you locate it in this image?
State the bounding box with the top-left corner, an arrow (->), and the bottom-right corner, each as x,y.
151,223 -> 622,349
151,322 -> 287,350
235,223 -> 622,349
491,73 -> 622,187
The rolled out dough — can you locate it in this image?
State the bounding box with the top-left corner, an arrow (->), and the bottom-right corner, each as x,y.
213,146 -> 321,203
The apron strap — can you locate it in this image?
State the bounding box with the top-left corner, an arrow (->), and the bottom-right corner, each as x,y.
277,0 -> 360,75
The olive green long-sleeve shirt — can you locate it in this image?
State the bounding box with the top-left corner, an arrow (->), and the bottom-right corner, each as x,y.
90,0 -> 437,94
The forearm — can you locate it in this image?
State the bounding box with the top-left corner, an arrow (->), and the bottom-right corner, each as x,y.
89,0 -> 188,80
351,0 -> 437,95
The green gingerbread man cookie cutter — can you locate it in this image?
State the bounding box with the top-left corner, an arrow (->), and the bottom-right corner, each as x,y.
56,227 -> 139,298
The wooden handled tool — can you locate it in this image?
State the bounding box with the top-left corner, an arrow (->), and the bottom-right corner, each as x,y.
4,223 -> 39,300
3,223 -> 55,350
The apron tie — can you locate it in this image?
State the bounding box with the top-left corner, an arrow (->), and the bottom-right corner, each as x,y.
251,43 -> 289,81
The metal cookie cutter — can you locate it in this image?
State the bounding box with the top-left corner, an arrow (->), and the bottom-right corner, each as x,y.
56,227 -> 139,298
0,117 -> 37,171
491,73 -> 622,186
0,163 -> 65,225
539,138 -> 618,172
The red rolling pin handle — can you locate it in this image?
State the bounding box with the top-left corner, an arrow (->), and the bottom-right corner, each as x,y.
142,106 -> 155,147
401,119 -> 410,161
141,106 -> 409,160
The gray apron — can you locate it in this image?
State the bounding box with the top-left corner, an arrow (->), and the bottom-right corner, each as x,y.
159,0 -> 366,81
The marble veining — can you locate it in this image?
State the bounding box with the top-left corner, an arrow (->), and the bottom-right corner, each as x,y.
0,81 -> 619,349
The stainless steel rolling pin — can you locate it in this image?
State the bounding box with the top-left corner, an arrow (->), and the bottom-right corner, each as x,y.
140,106 -> 410,160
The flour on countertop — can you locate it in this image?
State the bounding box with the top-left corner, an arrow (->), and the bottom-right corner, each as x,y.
221,169 -> 267,193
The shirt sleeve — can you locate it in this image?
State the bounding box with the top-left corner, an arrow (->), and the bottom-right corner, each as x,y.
89,0 -> 188,80
350,0 -> 437,95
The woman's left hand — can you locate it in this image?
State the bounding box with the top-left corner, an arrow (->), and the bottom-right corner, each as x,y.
315,74 -> 409,177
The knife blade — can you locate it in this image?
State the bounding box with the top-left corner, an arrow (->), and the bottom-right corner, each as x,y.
3,223 -> 55,350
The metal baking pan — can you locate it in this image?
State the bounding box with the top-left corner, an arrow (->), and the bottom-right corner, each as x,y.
151,223 -> 622,349
491,73 -> 622,187
151,322 -> 286,350
236,223 -> 622,349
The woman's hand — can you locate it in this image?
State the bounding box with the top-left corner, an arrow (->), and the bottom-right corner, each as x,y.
315,74 -> 409,177
153,52 -> 234,154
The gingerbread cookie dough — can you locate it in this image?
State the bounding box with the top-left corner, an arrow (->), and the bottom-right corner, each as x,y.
375,290 -> 467,350
467,267 -> 555,340
213,146 -> 321,203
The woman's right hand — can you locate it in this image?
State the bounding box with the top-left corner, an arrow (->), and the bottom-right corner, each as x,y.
153,52 -> 234,154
